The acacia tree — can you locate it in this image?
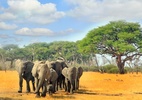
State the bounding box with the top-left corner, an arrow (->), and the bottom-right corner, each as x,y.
78,20 -> 142,74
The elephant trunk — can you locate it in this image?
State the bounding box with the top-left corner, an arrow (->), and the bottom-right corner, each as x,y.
35,77 -> 44,93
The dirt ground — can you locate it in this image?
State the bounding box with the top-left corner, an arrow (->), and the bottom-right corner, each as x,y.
0,71 -> 142,100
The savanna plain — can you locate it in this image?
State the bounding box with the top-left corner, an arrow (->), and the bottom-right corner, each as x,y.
1,71 -> 142,100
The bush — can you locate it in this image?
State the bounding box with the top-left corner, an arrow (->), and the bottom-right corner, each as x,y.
82,66 -> 99,72
102,64 -> 118,73
108,67 -> 119,74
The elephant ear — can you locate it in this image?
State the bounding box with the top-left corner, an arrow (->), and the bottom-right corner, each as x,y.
32,61 -> 40,77
62,67 -> 68,78
77,67 -> 83,78
14,59 -> 23,73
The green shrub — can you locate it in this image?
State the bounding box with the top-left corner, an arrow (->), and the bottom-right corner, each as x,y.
108,67 -> 119,74
81,66 -> 99,72
102,64 -> 117,73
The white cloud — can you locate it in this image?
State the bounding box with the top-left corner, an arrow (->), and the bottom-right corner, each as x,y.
59,28 -> 77,35
15,27 -> 78,37
0,12 -> 16,21
0,22 -> 17,30
15,27 -> 54,36
1,0 -> 65,24
66,0 -> 142,22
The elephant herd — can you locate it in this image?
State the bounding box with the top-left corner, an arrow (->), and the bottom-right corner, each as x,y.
14,59 -> 83,97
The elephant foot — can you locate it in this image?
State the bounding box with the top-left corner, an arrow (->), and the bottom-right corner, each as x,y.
26,91 -> 30,93
18,90 -> 22,93
34,90 -> 38,94
35,92 -> 40,98
35,95 -> 40,98
41,93 -> 46,97
70,91 -> 73,94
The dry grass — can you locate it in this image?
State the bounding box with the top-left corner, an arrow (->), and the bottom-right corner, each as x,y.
0,71 -> 142,100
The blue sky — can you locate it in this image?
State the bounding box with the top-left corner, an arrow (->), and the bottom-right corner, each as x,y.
0,0 -> 142,47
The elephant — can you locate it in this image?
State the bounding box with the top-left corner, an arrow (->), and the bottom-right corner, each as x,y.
47,68 -> 58,93
47,84 -> 53,95
75,66 -> 83,90
62,67 -> 76,94
46,60 -> 68,91
15,59 -> 35,93
32,61 -> 50,97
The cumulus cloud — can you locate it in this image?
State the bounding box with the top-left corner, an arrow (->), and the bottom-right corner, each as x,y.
66,0 -> 142,22
15,27 -> 54,36
15,27 -> 78,37
0,22 -> 17,30
0,0 -> 65,24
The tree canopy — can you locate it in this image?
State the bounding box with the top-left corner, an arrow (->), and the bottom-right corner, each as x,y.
78,20 -> 142,74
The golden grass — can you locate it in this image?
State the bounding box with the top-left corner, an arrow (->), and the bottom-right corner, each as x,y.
0,71 -> 142,100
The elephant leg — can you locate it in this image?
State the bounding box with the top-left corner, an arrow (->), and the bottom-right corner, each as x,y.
18,75 -> 23,93
35,92 -> 40,98
77,80 -> 79,90
68,81 -> 72,93
70,80 -> 75,94
26,80 -> 31,93
52,81 -> 56,93
56,80 -> 59,91
62,77 -> 65,89
64,78 -> 68,92
31,77 -> 35,91
73,80 -> 77,90
41,81 -> 47,97
32,80 -> 35,91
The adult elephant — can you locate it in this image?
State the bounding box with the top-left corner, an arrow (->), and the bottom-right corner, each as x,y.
32,61 -> 50,97
15,59 -> 35,93
62,67 -> 76,94
75,66 -> 83,90
46,60 -> 68,91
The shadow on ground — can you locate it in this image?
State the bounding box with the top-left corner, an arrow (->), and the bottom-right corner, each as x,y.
76,89 -> 123,96
0,97 -> 22,100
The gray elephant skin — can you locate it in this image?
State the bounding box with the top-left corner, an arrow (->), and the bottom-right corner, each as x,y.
76,66 -> 83,90
15,59 -> 35,93
47,60 -> 68,91
32,61 -> 50,97
47,84 -> 53,95
47,68 -> 58,93
62,67 -> 76,94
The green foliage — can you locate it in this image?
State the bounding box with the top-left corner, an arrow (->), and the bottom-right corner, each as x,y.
78,20 -> 142,74
102,64 -> 118,73
81,66 -> 99,72
78,20 -> 142,55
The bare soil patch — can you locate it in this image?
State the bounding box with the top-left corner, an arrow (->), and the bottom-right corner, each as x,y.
0,71 -> 142,100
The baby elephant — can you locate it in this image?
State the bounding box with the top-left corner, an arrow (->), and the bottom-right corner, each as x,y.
47,84 -> 54,95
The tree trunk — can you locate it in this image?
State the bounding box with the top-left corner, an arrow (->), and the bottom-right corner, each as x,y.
116,55 -> 125,74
